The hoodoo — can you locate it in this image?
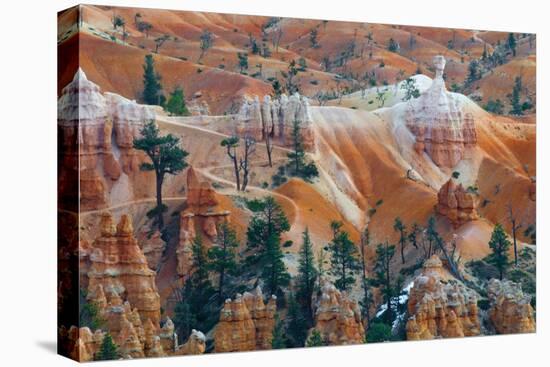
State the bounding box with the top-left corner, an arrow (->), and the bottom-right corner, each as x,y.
405,56 -> 477,168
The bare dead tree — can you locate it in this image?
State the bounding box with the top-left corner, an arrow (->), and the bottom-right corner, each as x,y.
154,34 -> 170,53
507,202 -> 523,266
239,136 -> 256,191
265,121 -> 274,167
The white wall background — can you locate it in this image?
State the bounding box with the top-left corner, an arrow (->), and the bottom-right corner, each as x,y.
0,0 -> 546,366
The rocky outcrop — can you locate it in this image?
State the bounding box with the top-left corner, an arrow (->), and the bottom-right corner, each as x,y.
406,56 -> 477,168
236,93 -> 314,151
213,287 -> 277,353
68,327 -> 105,362
406,256 -> 480,340
86,213 -> 161,327
136,228 -> 165,271
436,178 -> 479,228
177,167 -> 230,276
174,330 -> 206,355
488,279 -> 535,334
312,281 -> 365,345
57,69 -> 155,211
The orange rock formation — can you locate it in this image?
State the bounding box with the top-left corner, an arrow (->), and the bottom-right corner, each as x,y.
214,286 -> 277,353
406,256 -> 480,340
312,281 -> 365,345
488,279 -> 535,334
436,178 -> 479,228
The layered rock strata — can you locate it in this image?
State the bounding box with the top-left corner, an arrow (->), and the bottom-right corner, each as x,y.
312,281 -> 365,345
405,56 -> 477,168
436,178 -> 479,227
488,279 -> 535,334
177,167 -> 230,276
213,286 -> 277,353
57,69 -> 155,211
406,256 -> 480,340
236,93 -> 314,151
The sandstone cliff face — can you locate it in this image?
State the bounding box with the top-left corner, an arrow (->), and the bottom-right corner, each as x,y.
177,167 -> 230,276
57,69 -> 155,211
488,279 -> 535,334
174,329 -> 206,355
312,281 -> 365,345
406,256 -> 480,340
406,56 -> 477,168
214,287 -> 277,353
436,178 -> 479,227
236,93 -> 315,151
68,327 -> 105,362
136,227 -> 165,271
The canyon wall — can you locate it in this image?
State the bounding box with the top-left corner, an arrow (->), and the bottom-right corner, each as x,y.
436,178 -> 479,227
488,278 -> 536,334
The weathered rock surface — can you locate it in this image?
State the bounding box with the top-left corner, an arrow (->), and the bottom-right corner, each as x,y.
236,93 -> 314,151
312,281 -> 365,345
177,167 -> 230,276
174,329 -> 206,355
86,213 -> 161,327
406,256 -> 480,340
68,327 -> 105,362
436,178 -> 479,227
213,287 -> 277,353
406,56 -> 477,168
57,69 -> 155,211
488,278 -> 535,334
136,228 -> 165,271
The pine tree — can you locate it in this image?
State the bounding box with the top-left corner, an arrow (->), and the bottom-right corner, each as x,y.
191,234 -> 209,285
486,223 -> 512,280
328,221 -> 360,291
510,76 -> 524,115
133,121 -> 188,229
142,54 -> 163,105
286,118 -> 319,182
393,217 -> 407,264
296,228 -> 317,323
507,33 -> 517,57
287,295 -> 308,347
165,87 -> 189,116
372,242 -> 396,323
305,330 -> 325,347
95,333 -> 119,360
208,222 -> 239,299
261,231 -> 291,296
221,136 -> 241,191
271,314 -> 287,349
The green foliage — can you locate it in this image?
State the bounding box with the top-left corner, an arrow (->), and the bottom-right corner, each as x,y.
367,322 -> 392,343
393,217 -> 407,264
387,38 -> 399,52
165,87 -> 190,116
286,119 -> 319,182
509,76 -> 524,115
237,52 -> 249,73
271,79 -> 283,98
372,242 -> 396,323
485,223 -> 512,280
484,98 -> 504,114
287,295 -> 308,347
452,171 -> 460,179
466,59 -> 481,86
296,228 -> 318,323
309,28 -> 320,48
328,221 -> 360,291
142,54 -> 163,105
95,333 -> 119,361
208,222 -> 239,298
523,224 -> 536,244
79,289 -> 104,330
272,314 -> 287,349
246,197 -> 291,295
401,77 -> 420,101
507,33 -> 517,57
305,330 -> 325,347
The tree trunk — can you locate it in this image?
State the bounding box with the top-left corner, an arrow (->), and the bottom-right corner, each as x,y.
400,237 -> 405,264
266,137 -> 273,167
232,154 -> 240,191
512,225 -> 518,267
156,175 -> 164,230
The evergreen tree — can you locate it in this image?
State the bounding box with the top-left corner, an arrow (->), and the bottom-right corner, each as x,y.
95,333 -> 119,361
287,295 -> 308,347
198,29 -> 213,62
142,54 -> 163,105
237,52 -> 249,73
271,314 -> 287,349
408,222 -> 421,249
191,234 -> 209,285
393,217 -> 407,264
426,216 -> 438,258
246,197 -> 291,295
372,242 -> 396,323
510,76 -> 524,115
401,77 -> 420,101
133,121 -> 188,229
286,119 -> 318,181
165,87 -> 189,116
367,322 -> 392,343
305,330 -> 325,347
486,223 -> 512,280
328,221 -> 360,291
208,222 -> 239,299
387,38 -> 399,52
507,33 -> 517,57
296,228 -> 317,323
466,59 -> 481,86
